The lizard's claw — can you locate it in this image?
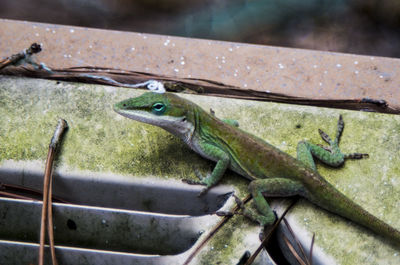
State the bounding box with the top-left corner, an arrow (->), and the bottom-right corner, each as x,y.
345,152 -> 369,159
182,169 -> 208,186
317,144 -> 332,152
198,186 -> 210,197
232,194 -> 245,209
181,179 -> 211,197
194,168 -> 206,181
215,194 -> 246,218
272,210 -> 278,222
215,211 -> 234,217
182,168 -> 208,186
182,179 -> 205,185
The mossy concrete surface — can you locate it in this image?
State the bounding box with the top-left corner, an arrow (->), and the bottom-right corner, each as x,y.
0,76 -> 399,264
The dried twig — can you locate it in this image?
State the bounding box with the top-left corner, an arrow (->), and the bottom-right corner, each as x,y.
283,218 -> 309,263
38,119 -> 68,265
0,190 -> 36,200
244,199 -> 297,265
283,235 -> 308,265
0,65 -> 395,113
282,218 -> 316,265
0,43 -> 42,70
47,176 -> 58,265
0,183 -> 68,202
309,233 -> 315,265
182,194 -> 252,265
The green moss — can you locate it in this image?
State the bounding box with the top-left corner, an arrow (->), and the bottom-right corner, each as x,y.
0,77 -> 206,180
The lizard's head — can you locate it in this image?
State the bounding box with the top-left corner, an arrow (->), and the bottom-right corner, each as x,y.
114,92 -> 195,139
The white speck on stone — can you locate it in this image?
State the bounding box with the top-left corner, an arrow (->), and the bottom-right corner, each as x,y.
145,67 -> 149,71
228,47 -> 233,52
164,39 -> 170,46
181,61 -> 185,65
33,25 -> 37,29
222,60 -> 226,64
45,28 -> 50,31
174,68 -> 179,72
256,79 -> 260,83
222,56 -> 225,60
52,30 -> 56,34
234,73 -> 237,77
218,65 -> 222,69
244,83 -> 247,88
391,177 -> 397,185
266,90 -> 271,93
89,45 -> 93,49
180,56 -> 184,60
354,61 -> 358,65
215,56 -> 219,60
278,63 -> 284,69
324,70 -> 328,74
379,75 -> 384,79
63,54 -> 68,58
313,65 -> 318,68
355,70 -> 359,74
68,54 -> 72,58
187,74 -> 192,78
102,219 -> 106,224
370,57 -> 375,60
172,43 -> 175,47
143,36 -> 147,39
70,29 -> 75,33
77,51 -> 81,54
319,82 -> 323,86
131,47 -> 135,51
246,66 -> 251,70
35,33 -> 39,37
336,63 -> 342,68
235,69 -> 238,72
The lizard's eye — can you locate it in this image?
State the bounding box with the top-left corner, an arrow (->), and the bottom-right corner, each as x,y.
152,102 -> 166,115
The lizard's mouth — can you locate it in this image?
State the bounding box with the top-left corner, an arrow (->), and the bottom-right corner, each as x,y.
114,109 -> 157,124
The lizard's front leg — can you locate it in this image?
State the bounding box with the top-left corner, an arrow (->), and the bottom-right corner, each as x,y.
183,141 -> 230,195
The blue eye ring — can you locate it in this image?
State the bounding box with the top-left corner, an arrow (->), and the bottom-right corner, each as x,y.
152,102 -> 166,115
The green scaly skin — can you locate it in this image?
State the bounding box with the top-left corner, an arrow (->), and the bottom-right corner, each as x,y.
114,92 -> 400,247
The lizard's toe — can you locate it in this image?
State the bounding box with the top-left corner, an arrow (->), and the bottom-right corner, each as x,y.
182,179 -> 205,185
215,211 -> 234,217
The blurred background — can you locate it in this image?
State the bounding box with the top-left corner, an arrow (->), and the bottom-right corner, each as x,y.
1,0 -> 399,58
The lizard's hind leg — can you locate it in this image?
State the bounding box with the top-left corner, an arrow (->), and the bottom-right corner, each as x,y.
240,178 -> 305,226
297,115 -> 368,170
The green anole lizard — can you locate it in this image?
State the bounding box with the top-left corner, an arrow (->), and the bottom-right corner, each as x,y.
114,92 -> 400,247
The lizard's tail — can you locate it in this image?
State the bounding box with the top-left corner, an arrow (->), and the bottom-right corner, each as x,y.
307,183 -> 400,248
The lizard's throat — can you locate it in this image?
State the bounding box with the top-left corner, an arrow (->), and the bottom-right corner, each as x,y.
117,109 -> 194,142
